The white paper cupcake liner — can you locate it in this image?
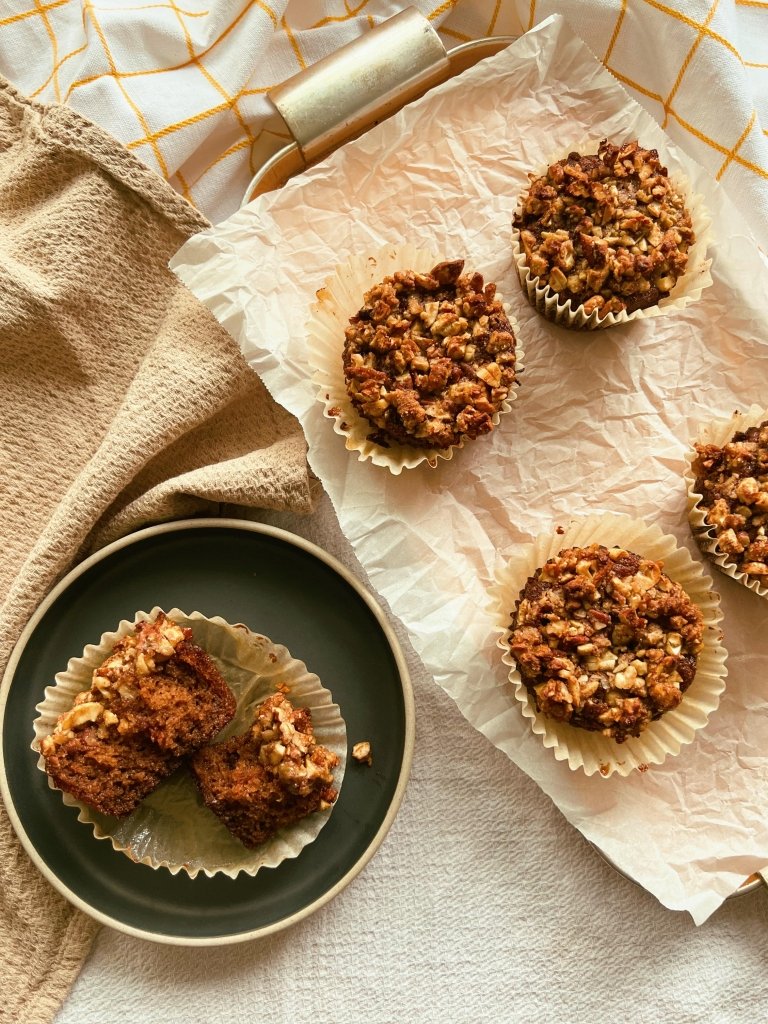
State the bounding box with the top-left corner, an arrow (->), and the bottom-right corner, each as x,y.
32,607 -> 347,878
511,140 -> 713,331
307,243 -> 524,474
488,513 -> 727,777
685,405 -> 768,601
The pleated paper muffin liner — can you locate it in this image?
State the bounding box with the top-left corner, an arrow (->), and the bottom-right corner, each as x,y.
685,405 -> 768,601
307,243 -> 524,474
511,140 -> 713,331
488,513 -> 727,777
32,607 -> 347,878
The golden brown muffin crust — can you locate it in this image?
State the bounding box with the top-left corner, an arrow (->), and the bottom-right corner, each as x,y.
507,543 -> 703,742
514,140 -> 694,317
343,259 -> 517,450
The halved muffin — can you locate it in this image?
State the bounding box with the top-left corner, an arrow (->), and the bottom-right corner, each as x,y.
190,693 -> 339,847
40,612 -> 236,816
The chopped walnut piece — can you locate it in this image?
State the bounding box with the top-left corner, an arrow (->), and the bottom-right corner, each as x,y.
352,740 -> 372,765
693,420 -> 768,579
343,260 -> 517,450
513,140 -> 694,317
507,543 -> 703,742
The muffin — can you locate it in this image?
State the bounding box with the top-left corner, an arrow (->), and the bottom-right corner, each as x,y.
689,413 -> 768,595
342,258 -> 518,450
190,693 -> 340,848
40,611 -> 236,816
490,513 -> 727,776
507,543 -> 704,743
307,245 -> 524,473
512,139 -> 706,329
35,609 -> 346,876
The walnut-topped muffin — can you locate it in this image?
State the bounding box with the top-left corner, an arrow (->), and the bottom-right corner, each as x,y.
342,259 -> 517,450
513,139 -> 694,319
507,543 -> 704,743
692,420 -> 768,580
190,693 -> 339,848
40,612 -> 236,816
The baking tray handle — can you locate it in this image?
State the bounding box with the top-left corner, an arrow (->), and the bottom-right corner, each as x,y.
244,15 -> 516,202
269,7 -> 449,165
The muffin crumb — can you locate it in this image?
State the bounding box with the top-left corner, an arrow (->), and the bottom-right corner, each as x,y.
352,740 -> 372,765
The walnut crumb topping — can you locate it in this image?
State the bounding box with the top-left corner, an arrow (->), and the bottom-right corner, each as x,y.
343,259 -> 517,450
693,420 -> 768,578
251,693 -> 338,797
351,740 -> 372,765
41,612 -> 191,753
508,543 -> 703,742
513,139 -> 694,317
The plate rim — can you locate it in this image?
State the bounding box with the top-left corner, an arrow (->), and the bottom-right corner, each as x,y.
0,517 -> 416,946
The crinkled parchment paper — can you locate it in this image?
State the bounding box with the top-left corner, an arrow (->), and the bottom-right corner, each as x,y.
171,15 -> 768,922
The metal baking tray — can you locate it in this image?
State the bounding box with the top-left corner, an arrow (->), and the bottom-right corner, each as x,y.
239,7 -> 764,902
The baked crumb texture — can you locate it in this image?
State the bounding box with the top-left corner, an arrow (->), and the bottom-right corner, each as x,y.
507,543 -> 703,743
41,612 -> 236,817
190,693 -> 339,848
693,420 -> 768,579
343,259 -> 517,450
514,139 -> 694,317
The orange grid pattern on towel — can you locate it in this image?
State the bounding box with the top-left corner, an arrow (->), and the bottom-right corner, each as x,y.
0,0 -> 500,220
0,1 -> 766,241
520,0 -> 768,244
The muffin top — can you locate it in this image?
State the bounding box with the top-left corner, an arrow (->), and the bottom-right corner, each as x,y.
693,420 -> 768,579
41,612 -> 236,761
513,139 -> 694,317
507,543 -> 703,743
342,259 -> 517,450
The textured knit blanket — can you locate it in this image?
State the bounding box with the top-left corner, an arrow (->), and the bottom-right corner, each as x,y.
0,77 -> 311,1024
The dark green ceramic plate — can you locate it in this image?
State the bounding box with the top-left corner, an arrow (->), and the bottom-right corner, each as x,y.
0,519 -> 414,945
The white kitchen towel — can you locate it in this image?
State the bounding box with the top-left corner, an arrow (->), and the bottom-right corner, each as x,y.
0,1 -> 766,245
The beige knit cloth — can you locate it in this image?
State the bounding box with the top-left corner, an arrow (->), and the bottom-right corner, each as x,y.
0,78 -> 311,1024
